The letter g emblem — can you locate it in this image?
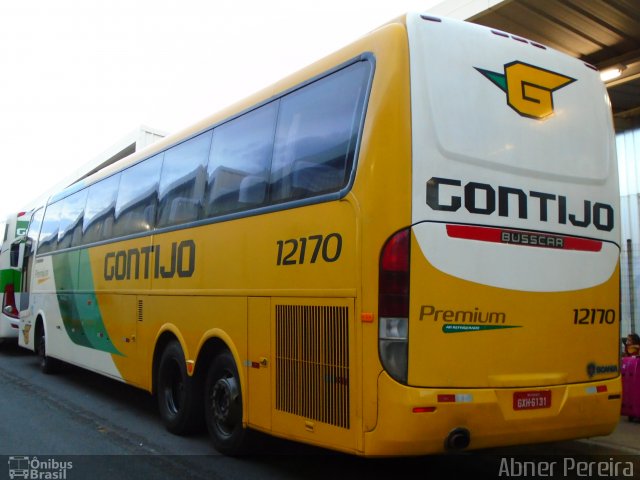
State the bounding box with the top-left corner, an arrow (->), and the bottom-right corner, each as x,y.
505,62 -> 575,119
476,61 -> 576,120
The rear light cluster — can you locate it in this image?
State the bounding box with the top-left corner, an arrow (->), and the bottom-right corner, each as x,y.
378,229 -> 410,383
2,284 -> 19,319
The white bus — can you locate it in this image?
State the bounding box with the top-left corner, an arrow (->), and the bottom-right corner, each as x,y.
0,211 -> 29,341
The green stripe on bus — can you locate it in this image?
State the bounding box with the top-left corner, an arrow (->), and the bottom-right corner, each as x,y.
0,268 -> 21,291
442,324 -> 522,333
53,250 -> 123,356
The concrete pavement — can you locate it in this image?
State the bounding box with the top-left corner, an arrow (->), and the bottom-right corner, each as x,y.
580,417 -> 640,454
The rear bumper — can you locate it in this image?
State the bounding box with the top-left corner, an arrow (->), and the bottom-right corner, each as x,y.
363,372 -> 621,456
0,313 -> 19,339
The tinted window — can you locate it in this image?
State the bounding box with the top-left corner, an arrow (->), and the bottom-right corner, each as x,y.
58,190 -> 88,249
26,208 -> 44,257
82,173 -> 121,245
157,130 -> 212,228
270,61 -> 370,202
113,154 -> 163,237
204,102 -> 277,217
38,202 -> 62,254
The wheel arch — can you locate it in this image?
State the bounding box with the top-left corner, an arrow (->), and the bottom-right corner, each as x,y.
194,329 -> 247,425
33,313 -> 46,347
151,325 -> 247,425
151,324 -> 188,395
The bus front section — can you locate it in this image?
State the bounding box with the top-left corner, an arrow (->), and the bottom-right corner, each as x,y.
369,14 -> 621,455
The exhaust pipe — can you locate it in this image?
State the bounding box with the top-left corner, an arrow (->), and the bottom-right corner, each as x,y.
445,427 -> 471,451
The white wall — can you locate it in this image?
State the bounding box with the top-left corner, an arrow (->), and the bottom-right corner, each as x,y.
618,126 -> 640,336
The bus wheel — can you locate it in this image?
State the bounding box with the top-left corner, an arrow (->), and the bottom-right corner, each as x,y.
36,330 -> 56,374
205,351 -> 250,455
156,341 -> 203,434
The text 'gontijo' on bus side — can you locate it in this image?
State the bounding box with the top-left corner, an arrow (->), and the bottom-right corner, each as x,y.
16,13 -> 620,456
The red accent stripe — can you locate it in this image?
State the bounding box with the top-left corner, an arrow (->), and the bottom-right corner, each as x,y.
446,225 -> 602,252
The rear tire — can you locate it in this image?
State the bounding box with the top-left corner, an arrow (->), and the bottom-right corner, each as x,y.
205,351 -> 251,455
36,329 -> 56,374
156,341 -> 203,434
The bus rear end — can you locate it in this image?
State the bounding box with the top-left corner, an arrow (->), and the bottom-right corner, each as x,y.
0,212 -> 29,340
370,15 -> 620,455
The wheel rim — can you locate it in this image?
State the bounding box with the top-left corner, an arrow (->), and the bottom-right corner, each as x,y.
210,372 -> 240,437
162,359 -> 185,416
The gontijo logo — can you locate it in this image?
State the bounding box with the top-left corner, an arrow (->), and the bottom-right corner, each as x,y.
475,61 -> 576,119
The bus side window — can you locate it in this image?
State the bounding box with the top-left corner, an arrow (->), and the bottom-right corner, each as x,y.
58,189 -> 88,250
82,174 -> 121,245
157,130 -> 212,228
9,243 -> 20,267
37,203 -> 62,255
270,61 -> 370,203
113,153 -> 163,238
20,207 -> 44,307
26,208 -> 44,258
204,102 -> 277,218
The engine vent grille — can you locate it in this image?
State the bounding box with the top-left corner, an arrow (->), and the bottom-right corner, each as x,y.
275,305 -> 350,429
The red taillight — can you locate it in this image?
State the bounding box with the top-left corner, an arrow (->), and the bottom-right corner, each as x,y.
379,229 -> 410,318
2,284 -> 19,318
381,229 -> 410,271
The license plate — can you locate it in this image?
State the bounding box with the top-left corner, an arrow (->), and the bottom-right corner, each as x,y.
513,390 -> 552,411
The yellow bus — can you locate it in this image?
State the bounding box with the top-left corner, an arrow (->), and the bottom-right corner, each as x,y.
18,13 -> 621,456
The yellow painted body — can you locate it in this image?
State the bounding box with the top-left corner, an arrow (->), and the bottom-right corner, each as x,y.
68,21 -> 411,456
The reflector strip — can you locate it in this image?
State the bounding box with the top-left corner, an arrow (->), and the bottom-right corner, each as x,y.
586,385 -> 608,394
437,394 -> 474,403
455,394 -> 473,403
446,225 -> 602,252
412,407 -> 436,413
438,394 -> 455,403
361,312 -> 374,323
